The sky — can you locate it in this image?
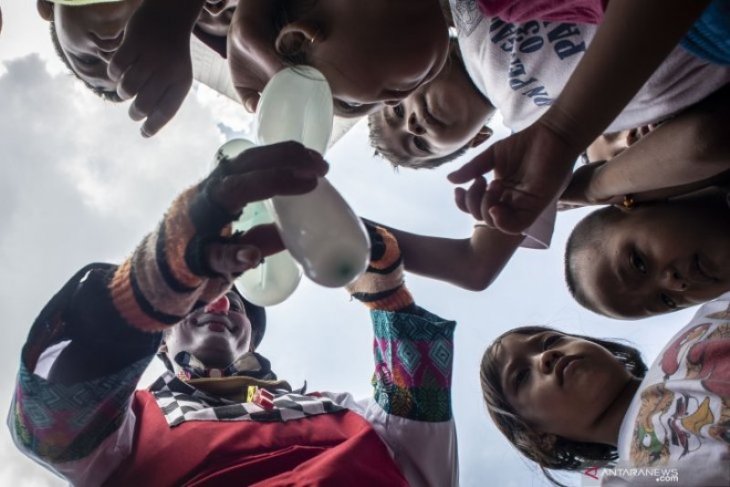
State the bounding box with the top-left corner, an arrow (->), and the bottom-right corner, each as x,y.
0,2 -> 699,486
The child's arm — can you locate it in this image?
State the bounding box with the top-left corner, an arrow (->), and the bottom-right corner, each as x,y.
108,0 -> 206,137
449,0 -> 712,235
562,85 -> 730,206
369,221 -> 523,292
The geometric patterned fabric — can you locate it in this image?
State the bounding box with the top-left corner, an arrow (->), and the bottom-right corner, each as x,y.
370,306 -> 456,422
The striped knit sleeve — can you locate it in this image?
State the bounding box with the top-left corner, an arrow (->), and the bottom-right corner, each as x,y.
109,184 -> 236,332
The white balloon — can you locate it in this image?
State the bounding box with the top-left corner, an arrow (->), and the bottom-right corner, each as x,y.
257,66 -> 334,153
211,139 -> 302,306
257,67 -> 371,288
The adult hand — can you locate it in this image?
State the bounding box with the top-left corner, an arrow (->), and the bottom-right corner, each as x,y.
196,141 -> 328,279
108,0 -> 201,137
206,141 -> 328,214
227,0 -> 286,112
448,121 -> 580,235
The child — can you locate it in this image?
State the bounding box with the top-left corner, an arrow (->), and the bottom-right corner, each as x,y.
480,292 -> 730,485
374,83 -> 730,298
37,0 -> 235,137
227,0 -> 451,118
565,188 -> 730,320
367,39 -> 496,170
448,0 -> 730,237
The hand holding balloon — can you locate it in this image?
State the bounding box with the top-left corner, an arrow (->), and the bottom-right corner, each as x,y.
256,67 -> 371,288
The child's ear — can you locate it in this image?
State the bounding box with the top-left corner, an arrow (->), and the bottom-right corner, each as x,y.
468,126 -> 494,148
37,0 -> 54,21
275,21 -> 322,58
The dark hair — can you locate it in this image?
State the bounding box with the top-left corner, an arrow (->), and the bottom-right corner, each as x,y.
564,206 -> 625,313
49,22 -> 123,102
481,325 -> 648,486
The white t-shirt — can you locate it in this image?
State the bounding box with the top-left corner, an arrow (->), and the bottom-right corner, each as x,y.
602,293 -> 730,486
450,0 -> 730,132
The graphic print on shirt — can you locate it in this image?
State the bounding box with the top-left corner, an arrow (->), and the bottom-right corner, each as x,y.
630,321 -> 730,466
452,0 -> 588,111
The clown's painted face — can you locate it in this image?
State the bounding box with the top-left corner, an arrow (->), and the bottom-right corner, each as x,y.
166,291 -> 253,369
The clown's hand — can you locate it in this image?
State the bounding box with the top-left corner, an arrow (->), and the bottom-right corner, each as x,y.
346,223 -> 414,311
186,141 -> 328,279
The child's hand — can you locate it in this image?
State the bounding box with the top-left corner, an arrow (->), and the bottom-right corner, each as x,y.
108,0 -> 201,137
227,0 -> 286,112
559,160 -> 610,208
448,121 -> 580,235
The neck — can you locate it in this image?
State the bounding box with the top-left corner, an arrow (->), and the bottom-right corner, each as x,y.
592,376 -> 641,446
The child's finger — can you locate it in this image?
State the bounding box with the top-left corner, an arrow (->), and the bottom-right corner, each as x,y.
108,47 -> 140,82
464,177 -> 487,222
140,83 -> 190,137
116,64 -> 151,101
490,205 -> 528,236
129,79 -> 167,122
447,146 -> 497,184
453,187 -> 469,214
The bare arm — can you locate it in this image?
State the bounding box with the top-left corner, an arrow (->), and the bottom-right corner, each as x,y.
542,0 -> 712,149
375,223 -> 524,291
562,85 -> 730,205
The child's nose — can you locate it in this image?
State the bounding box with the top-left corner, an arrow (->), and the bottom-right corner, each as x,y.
539,350 -> 561,374
204,295 -> 231,315
661,268 -> 688,292
407,113 -> 426,136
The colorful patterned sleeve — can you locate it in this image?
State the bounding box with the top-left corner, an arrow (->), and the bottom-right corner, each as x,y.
7,264 -> 161,484
370,306 -> 456,422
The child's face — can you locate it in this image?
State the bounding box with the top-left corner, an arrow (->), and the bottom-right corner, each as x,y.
494,330 -> 633,443
197,0 -> 237,38
307,0 -> 449,110
372,53 -> 495,165
573,197 -> 730,318
50,0 -> 142,92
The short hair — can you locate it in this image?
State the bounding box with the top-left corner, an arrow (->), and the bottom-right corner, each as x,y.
564,206 -> 625,313
49,21 -> 123,102
367,112 -> 470,170
481,325 -> 648,486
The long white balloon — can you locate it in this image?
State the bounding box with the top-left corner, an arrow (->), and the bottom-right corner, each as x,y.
257,67 -> 370,288
212,139 -> 303,306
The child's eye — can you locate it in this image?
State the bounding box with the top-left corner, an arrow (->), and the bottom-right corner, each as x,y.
515,368 -> 530,389
73,54 -> 101,67
392,104 -> 405,119
413,136 -> 430,154
630,250 -> 647,274
661,293 -> 678,310
542,334 -> 563,351
335,99 -> 370,115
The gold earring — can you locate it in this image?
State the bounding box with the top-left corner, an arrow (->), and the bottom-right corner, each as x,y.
622,194 -> 635,209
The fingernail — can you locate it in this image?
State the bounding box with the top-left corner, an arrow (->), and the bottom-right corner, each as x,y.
236,248 -> 259,265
